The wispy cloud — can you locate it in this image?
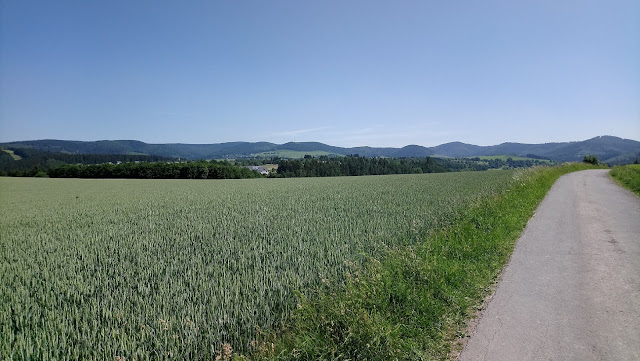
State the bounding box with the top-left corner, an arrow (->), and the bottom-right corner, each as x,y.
321,123 -> 450,147
350,125 -> 384,135
248,123 -> 452,147
269,127 -> 329,137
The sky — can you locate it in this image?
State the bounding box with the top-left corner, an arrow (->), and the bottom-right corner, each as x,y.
1,0 -> 639,148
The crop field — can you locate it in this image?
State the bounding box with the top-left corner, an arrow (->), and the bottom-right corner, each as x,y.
0,172 -> 517,359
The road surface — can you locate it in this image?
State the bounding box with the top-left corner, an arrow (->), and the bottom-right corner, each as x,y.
459,169 -> 640,361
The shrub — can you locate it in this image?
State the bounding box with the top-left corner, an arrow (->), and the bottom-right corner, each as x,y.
583,155 -> 599,165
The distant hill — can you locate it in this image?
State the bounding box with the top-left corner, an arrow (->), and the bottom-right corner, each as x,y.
538,136 -> 640,163
0,139 -> 436,159
2,136 -> 639,164
431,142 -> 486,157
431,136 -> 640,163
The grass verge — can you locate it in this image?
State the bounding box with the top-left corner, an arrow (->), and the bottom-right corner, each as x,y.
250,163 -> 604,361
610,164 -> 640,197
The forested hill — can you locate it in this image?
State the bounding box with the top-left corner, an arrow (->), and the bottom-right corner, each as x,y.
0,147 -> 173,174
2,135 -> 639,164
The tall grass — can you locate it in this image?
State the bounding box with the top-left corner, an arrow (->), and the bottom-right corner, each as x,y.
260,163 -> 602,360
1,172 -> 516,360
610,164 -> 640,196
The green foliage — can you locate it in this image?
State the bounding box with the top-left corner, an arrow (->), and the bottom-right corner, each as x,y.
467,155 -> 552,163
0,172 -> 516,359
262,163 -> 601,360
583,154 -> 600,165
2,150 -> 551,179
277,156 -> 449,176
610,164 -> 640,196
254,150 -> 340,158
276,155 -> 549,177
464,156 -> 552,170
0,147 -> 173,175
47,160 -> 261,179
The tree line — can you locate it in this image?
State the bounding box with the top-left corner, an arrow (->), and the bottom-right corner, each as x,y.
0,148 -> 261,179
47,161 -> 262,179
275,155 -> 551,177
277,156 -> 450,177
467,157 -> 551,170
0,147 -> 172,175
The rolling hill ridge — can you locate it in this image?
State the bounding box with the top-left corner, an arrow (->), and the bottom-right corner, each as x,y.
2,136 -> 639,164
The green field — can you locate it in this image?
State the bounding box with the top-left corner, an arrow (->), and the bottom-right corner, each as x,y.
2,149 -> 22,160
0,172 -> 517,359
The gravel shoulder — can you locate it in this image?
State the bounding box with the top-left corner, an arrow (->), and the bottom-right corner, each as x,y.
459,169 -> 640,361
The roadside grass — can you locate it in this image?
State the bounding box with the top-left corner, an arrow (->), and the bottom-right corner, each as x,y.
610,164 -> 640,196
255,163 -> 602,361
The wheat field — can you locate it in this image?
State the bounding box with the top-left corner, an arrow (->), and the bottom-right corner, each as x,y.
0,172 -> 516,359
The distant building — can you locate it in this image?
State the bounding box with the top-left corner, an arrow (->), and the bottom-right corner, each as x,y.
247,166 -> 269,175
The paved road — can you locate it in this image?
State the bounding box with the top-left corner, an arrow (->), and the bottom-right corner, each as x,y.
459,169 -> 640,361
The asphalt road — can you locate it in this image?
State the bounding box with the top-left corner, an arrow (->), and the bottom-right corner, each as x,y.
459,169 -> 640,361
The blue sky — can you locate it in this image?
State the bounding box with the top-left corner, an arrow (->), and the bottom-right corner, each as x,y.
1,0 -> 638,147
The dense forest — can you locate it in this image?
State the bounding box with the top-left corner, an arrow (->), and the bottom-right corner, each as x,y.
0,147 -> 172,175
47,161 -> 262,179
0,148 -> 259,179
275,155 -> 550,177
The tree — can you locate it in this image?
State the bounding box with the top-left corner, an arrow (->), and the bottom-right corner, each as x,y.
583,155 -> 599,165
